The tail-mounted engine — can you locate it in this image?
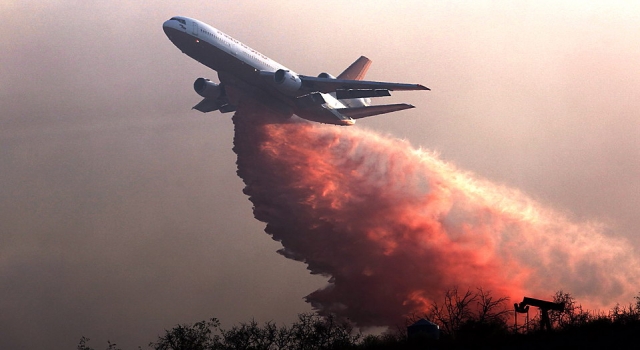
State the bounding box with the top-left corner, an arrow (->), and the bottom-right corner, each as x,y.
317,72 -> 336,79
317,72 -> 370,107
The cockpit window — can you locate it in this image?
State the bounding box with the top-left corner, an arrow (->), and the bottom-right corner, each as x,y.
170,17 -> 186,25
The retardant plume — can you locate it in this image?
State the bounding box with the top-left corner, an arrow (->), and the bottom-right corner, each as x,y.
232,106 -> 640,328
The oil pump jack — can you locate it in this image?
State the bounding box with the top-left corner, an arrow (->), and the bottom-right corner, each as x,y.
514,297 -> 565,331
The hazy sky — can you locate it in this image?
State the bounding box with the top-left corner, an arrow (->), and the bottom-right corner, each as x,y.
1,1 -> 639,349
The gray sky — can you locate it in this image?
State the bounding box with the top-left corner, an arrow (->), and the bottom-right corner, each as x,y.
1,1 -> 639,349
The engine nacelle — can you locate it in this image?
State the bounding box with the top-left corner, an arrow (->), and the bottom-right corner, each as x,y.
317,72 -> 336,79
194,78 -> 222,99
273,69 -> 302,96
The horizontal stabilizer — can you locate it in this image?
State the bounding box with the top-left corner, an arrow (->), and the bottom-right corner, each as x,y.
337,103 -> 415,120
336,89 -> 390,99
299,75 -> 429,93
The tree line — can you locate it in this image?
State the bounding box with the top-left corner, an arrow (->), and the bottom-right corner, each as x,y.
78,288 -> 640,349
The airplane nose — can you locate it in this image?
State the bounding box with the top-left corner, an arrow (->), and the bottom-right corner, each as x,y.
163,19 -> 178,37
163,18 -> 187,37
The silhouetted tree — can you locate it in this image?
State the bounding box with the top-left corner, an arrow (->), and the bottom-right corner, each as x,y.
287,313 -> 360,350
77,336 -> 122,350
78,290 -> 640,349
427,287 -> 510,339
475,287 -> 512,325
150,318 -> 222,350
221,319 -> 280,350
358,332 -> 406,350
77,336 -> 93,350
147,313 -> 359,350
607,293 -> 640,326
428,286 -> 476,338
548,290 -> 590,330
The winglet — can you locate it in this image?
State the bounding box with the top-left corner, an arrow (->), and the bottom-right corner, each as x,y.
337,56 -> 372,81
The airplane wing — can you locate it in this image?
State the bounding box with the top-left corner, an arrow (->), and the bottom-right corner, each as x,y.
193,98 -> 236,113
298,75 -> 430,93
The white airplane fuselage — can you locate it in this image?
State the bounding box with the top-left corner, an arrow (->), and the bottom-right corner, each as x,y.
163,16 -> 355,125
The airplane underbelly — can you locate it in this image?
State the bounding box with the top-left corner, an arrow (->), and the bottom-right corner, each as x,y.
165,28 -> 255,78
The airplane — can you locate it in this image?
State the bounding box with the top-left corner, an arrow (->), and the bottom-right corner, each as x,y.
163,16 -> 429,126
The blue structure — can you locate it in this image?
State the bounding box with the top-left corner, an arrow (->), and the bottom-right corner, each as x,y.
407,318 -> 440,340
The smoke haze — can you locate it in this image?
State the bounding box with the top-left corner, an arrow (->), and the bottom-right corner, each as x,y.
2,1 -> 639,349
233,108 -> 640,327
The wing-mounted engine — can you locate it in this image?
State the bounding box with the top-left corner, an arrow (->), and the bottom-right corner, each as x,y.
194,78 -> 223,99
192,78 -> 235,113
272,69 -> 302,96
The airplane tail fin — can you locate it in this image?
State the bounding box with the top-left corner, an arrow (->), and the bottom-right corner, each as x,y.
337,56 -> 372,81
